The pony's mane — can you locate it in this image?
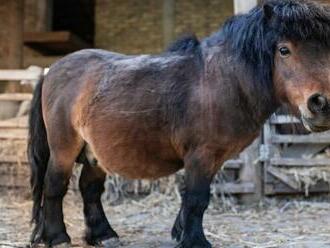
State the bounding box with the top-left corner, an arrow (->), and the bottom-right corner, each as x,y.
203,0 -> 330,106
166,34 -> 200,54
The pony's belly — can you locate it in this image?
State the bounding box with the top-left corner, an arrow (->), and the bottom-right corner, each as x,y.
87,135 -> 184,179
100,153 -> 184,179
101,157 -> 183,179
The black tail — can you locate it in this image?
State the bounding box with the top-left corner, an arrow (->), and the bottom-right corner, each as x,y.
28,76 -> 50,225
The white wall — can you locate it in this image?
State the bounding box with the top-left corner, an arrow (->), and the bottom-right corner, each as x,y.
234,0 -> 258,14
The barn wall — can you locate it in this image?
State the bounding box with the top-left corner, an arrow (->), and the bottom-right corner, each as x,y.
95,0 -> 234,54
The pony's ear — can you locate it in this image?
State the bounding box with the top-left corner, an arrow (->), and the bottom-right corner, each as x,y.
263,3 -> 274,20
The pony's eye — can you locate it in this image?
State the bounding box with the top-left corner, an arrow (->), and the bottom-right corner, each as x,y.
279,47 -> 291,57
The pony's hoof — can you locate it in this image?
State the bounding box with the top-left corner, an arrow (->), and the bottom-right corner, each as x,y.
52,242 -> 71,248
97,237 -> 121,247
175,238 -> 211,248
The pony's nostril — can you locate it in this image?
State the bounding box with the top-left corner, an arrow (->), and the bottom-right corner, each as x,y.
307,94 -> 328,113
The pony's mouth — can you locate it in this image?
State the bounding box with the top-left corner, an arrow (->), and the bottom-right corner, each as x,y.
301,116 -> 330,133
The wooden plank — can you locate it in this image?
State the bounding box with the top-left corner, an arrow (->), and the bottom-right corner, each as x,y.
216,182 -> 255,194
269,115 -> 301,124
271,157 -> 330,167
0,155 -> 28,164
223,159 -> 242,169
267,166 -> 300,190
0,69 -> 42,81
239,138 -> 262,203
265,180 -> 330,195
24,31 -> 91,55
0,129 -> 27,139
0,93 -> 32,101
234,0 -> 257,14
0,116 -> 28,128
271,132 -> 330,143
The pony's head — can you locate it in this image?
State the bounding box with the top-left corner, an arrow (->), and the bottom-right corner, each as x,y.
266,0 -> 330,132
213,0 -> 330,131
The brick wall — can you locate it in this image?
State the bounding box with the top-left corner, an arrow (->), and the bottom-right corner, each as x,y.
95,0 -> 234,54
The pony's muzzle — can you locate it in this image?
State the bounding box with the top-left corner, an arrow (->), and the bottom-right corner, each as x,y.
307,93 -> 329,114
301,94 -> 330,132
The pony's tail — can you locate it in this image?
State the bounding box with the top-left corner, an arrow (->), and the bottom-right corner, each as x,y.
27,75 -> 50,225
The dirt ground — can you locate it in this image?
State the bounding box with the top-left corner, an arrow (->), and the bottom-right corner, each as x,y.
1,190 -> 330,248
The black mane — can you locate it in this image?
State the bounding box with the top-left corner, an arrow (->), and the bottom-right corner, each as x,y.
203,0 -> 330,107
166,34 -> 200,54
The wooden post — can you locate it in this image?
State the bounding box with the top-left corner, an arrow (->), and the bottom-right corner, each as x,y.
234,0 -> 257,14
233,0 -> 260,204
239,138 -> 263,204
7,0 -> 24,69
1,0 -> 24,93
163,0 -> 175,48
36,0 -> 53,32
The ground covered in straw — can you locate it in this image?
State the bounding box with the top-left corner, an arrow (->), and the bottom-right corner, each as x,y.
1,190 -> 330,248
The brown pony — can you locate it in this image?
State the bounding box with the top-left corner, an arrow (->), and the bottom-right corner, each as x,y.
28,0 -> 330,247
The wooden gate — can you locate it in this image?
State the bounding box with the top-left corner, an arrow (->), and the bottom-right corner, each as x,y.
262,114 -> 330,195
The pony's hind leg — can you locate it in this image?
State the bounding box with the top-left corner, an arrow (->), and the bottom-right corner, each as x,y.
79,159 -> 119,246
31,126 -> 83,247
39,155 -> 75,246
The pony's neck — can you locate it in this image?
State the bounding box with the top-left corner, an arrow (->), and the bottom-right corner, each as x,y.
200,43 -> 279,131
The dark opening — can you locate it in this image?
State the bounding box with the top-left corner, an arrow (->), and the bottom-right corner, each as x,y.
52,0 -> 95,45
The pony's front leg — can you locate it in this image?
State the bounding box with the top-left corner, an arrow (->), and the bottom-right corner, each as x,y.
173,153 -> 215,248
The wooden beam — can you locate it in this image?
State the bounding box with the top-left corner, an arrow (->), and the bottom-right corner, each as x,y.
0,93 -> 32,101
7,0 -> 24,69
223,159 -> 243,169
239,138 -> 263,203
234,0 -> 257,14
36,0 -> 53,32
265,181 -> 330,195
272,133 -> 330,143
215,182 -> 255,194
24,31 -> 91,55
0,70 -> 42,81
267,166 -> 300,190
269,115 -> 301,124
0,116 -> 28,128
0,129 -> 27,139
0,155 -> 28,164
271,157 -> 330,167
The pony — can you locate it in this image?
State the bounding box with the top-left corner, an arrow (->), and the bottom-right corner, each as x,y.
28,0 -> 330,247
